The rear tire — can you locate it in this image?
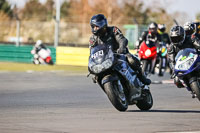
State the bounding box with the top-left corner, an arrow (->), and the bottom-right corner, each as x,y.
104,80 -> 128,111
136,90 -> 153,110
190,80 -> 200,101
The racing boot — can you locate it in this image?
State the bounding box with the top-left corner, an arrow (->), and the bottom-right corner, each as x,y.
125,53 -> 151,85
137,68 -> 151,85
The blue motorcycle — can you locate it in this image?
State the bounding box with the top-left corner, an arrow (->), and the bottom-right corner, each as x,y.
88,44 -> 153,111
174,48 -> 200,100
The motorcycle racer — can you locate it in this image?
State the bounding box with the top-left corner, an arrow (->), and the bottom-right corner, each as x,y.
89,14 -> 151,85
31,40 -> 53,65
167,25 -> 200,87
136,22 -> 162,49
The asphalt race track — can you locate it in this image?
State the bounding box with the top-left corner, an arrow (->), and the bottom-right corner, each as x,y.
0,71 -> 200,133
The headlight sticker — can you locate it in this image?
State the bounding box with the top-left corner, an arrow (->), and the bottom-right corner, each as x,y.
180,56 -> 187,61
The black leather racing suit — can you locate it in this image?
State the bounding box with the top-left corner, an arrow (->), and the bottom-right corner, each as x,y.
168,35 -> 200,70
89,26 -> 127,53
160,33 -> 171,46
137,31 -> 162,49
89,26 -> 151,85
167,34 -> 200,87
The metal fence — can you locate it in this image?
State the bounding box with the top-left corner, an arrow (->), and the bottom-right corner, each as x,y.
0,44 -> 56,63
124,24 -> 147,49
0,20 -> 147,48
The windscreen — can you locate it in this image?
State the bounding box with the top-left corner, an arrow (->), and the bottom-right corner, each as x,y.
175,48 -> 196,62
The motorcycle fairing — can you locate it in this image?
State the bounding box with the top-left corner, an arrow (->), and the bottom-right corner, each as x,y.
139,41 -> 157,59
88,45 -> 114,74
174,48 -> 200,77
114,59 -> 142,97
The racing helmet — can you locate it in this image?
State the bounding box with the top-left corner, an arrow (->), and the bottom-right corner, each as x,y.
35,40 -> 42,48
169,26 -> 185,46
183,22 -> 195,35
148,22 -> 158,35
90,14 -> 108,36
158,24 -> 166,33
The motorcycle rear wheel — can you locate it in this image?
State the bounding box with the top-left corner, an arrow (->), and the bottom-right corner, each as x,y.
136,90 -> 153,110
104,80 -> 128,111
190,80 -> 200,101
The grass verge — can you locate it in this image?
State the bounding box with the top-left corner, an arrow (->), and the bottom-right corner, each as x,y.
0,62 -> 88,73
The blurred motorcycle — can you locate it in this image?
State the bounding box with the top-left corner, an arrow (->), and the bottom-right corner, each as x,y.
155,42 -> 168,76
31,48 -> 53,65
138,40 -> 157,76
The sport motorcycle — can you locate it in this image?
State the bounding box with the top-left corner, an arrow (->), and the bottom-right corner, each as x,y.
174,48 -> 200,100
88,44 -> 153,111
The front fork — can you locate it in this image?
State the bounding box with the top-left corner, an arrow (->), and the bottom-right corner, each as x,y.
151,57 -> 157,73
180,74 -> 198,97
160,57 -> 167,69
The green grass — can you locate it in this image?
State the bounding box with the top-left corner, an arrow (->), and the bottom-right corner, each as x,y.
0,62 -> 88,73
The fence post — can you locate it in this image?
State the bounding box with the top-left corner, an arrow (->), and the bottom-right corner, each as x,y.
54,0 -> 60,48
16,19 -> 20,47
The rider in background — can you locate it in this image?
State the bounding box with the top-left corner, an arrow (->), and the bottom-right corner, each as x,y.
193,22 -> 200,36
32,40 -> 49,54
184,21 -> 200,40
191,22 -> 200,39
158,24 -> 171,74
89,14 -> 151,85
136,22 -> 161,49
158,24 -> 171,47
31,40 -> 52,65
168,25 -> 200,88
136,22 -> 162,74
183,22 -> 196,37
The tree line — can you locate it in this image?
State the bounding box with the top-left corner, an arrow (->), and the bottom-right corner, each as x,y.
1,0 -> 198,44
1,0 -> 188,26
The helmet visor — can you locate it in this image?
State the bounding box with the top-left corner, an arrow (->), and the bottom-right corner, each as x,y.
149,28 -> 157,34
170,36 -> 184,43
90,19 -> 107,29
159,28 -> 165,33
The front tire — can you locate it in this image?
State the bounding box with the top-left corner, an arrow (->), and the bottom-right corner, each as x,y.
104,80 -> 128,111
136,90 -> 153,110
190,80 -> 200,101
158,57 -> 165,76
48,60 -> 54,65
142,60 -> 150,76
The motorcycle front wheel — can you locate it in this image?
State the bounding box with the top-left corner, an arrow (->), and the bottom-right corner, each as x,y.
104,80 -> 128,111
48,60 -> 54,65
158,57 -> 166,76
190,79 -> 200,101
136,90 -> 153,110
142,60 -> 151,76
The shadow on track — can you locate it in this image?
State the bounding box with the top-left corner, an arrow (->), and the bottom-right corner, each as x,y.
127,109 -> 200,113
